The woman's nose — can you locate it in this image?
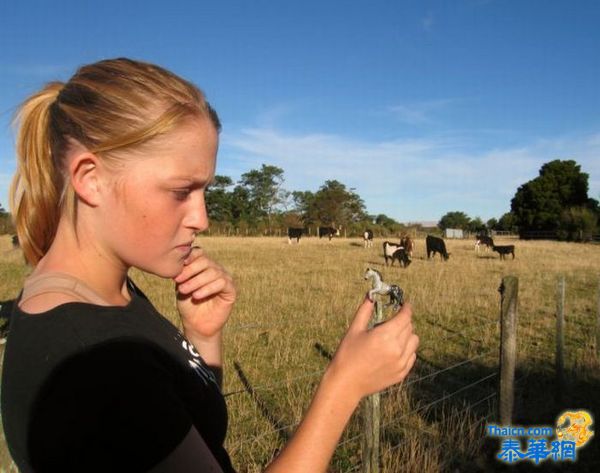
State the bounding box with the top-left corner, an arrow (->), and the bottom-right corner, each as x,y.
184,193 -> 208,232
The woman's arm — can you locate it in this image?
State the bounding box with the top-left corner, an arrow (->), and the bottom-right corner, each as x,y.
174,247 -> 236,388
265,299 -> 419,472
174,249 -> 419,472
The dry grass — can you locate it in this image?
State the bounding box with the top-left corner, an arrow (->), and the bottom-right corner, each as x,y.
1,235 -> 599,472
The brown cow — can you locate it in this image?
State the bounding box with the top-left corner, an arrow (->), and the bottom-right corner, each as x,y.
400,235 -> 414,259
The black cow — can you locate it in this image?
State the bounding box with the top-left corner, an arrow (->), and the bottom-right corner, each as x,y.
475,234 -> 494,252
493,245 -> 515,260
11,235 -> 19,248
287,227 -> 305,244
363,229 -> 374,248
318,226 -> 339,241
426,235 -> 449,261
391,248 -> 411,268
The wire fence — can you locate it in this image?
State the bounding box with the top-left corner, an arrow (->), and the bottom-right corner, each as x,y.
224,274 -> 600,472
225,299 -> 502,470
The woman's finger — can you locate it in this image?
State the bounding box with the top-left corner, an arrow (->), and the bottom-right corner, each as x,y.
190,278 -> 228,301
176,266 -> 230,295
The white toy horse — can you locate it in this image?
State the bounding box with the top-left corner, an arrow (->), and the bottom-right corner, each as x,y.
364,268 -> 404,311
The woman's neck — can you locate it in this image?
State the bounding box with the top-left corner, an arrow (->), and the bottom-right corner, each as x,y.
32,218 -> 132,306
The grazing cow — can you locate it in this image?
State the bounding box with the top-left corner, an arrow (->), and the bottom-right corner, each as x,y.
287,227 -> 305,244
400,235 -> 414,259
11,235 -> 19,248
492,245 -> 515,260
426,235 -> 449,261
391,248 -> 411,268
363,229 -> 374,248
383,241 -> 402,266
318,226 -> 339,241
475,234 -> 494,252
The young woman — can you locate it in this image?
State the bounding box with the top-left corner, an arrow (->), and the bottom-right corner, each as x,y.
1,58 -> 419,472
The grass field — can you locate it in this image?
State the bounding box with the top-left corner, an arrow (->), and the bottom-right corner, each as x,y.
1,234 -> 599,472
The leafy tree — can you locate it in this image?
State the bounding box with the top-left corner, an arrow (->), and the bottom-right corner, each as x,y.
238,164 -> 286,230
467,217 -> 485,234
558,207 -> 597,241
438,211 -> 471,230
306,180 -> 368,227
229,186 -> 252,225
0,203 -> 14,235
486,218 -> 498,230
511,160 -> 596,238
497,212 -> 517,232
205,175 -> 233,222
375,214 -> 398,228
291,191 -> 316,224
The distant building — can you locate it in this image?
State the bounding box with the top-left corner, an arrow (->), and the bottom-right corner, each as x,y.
444,228 -> 464,239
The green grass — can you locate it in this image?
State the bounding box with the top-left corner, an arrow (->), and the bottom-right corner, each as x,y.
1,235 -> 599,472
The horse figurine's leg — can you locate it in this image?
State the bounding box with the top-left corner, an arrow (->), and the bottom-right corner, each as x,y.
388,285 -> 404,311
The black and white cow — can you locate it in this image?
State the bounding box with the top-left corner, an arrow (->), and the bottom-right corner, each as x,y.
287,227 -> 305,244
475,234 -> 494,252
318,226 -> 339,240
426,235 -> 449,261
383,241 -> 401,266
363,229 -> 374,248
492,245 -> 515,260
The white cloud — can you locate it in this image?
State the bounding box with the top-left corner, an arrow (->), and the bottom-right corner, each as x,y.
2,126 -> 597,223
388,99 -> 455,125
221,128 -> 600,222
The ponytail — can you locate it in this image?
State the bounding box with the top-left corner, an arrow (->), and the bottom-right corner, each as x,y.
10,82 -> 65,266
9,58 -> 219,267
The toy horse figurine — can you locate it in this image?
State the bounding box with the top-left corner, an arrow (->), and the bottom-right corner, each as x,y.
364,268 -> 404,311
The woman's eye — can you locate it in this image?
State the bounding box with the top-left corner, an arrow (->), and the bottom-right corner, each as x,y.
173,189 -> 191,201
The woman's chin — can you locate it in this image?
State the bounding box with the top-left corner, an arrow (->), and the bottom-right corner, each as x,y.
137,263 -> 183,280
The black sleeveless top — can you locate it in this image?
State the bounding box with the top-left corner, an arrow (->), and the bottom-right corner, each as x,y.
1,279 -> 235,472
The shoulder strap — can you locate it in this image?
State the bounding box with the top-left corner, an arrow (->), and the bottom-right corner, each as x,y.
20,273 -> 112,306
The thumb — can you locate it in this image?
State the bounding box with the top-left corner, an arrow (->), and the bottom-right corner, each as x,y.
348,296 -> 375,334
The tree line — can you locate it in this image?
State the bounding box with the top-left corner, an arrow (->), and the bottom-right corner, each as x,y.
204,164 -> 413,237
1,159 -> 598,240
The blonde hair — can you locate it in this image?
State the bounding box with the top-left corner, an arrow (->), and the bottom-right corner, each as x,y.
10,58 -> 220,266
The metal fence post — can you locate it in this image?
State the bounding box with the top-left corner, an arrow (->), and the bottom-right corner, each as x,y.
499,276 -> 518,425
362,301 -> 383,473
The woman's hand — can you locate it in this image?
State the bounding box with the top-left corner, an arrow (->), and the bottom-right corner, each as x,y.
327,298 -> 419,403
173,247 -> 236,341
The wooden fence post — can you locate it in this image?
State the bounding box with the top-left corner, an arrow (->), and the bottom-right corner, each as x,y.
499,276 -> 518,425
556,276 -> 566,403
362,301 -> 383,473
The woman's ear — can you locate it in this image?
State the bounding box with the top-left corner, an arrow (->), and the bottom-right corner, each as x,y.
69,151 -> 102,207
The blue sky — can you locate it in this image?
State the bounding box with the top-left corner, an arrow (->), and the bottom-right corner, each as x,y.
1,0 -> 599,223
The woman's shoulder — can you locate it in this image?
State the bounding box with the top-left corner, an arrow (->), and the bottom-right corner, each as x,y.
18,292 -> 83,315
